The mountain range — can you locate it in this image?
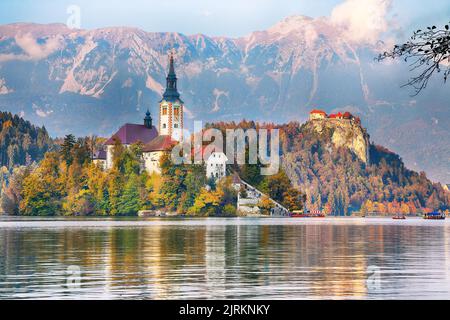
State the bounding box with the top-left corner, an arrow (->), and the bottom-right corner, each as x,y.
0,16 -> 449,183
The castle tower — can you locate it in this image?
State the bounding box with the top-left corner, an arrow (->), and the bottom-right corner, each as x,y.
159,53 -> 183,141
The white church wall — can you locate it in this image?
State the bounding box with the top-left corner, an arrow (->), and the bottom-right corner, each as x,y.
143,151 -> 164,175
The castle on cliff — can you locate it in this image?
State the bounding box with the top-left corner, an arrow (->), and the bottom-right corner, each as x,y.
309,109 -> 361,124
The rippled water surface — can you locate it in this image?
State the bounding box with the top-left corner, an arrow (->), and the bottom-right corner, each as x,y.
1,216 -> 450,299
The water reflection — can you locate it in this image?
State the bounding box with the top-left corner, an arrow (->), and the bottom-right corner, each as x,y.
1,218 -> 450,299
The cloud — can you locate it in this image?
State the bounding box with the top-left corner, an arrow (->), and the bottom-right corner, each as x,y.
330,0 -> 393,44
0,78 -> 12,94
0,53 -> 29,62
200,10 -> 213,17
15,33 -> 62,60
32,103 -> 53,118
35,109 -> 47,117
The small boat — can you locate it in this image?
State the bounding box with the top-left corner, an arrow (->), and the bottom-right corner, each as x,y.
138,210 -> 166,217
392,215 -> 406,220
291,210 -> 325,218
423,212 -> 446,220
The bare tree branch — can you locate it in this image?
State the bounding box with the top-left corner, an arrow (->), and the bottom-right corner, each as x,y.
377,22 -> 450,95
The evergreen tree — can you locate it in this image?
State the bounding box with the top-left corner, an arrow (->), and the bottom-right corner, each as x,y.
60,134 -> 76,165
117,174 -> 142,215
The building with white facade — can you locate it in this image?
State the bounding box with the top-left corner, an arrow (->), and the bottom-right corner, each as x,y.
206,152 -> 228,181
102,53 -> 183,173
96,54 -> 230,181
92,150 -> 107,170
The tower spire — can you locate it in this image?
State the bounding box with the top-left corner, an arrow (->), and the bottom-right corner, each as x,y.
159,49 -> 184,141
162,52 -> 181,102
144,109 -> 152,128
168,52 -> 175,77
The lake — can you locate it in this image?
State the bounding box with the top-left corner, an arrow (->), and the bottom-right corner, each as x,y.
1,216 -> 450,300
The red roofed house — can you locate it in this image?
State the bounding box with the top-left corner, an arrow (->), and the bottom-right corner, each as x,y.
328,111 -> 353,120
343,112 -> 353,119
142,135 -> 177,174
104,113 -> 159,169
309,109 -> 327,120
103,53 -> 184,174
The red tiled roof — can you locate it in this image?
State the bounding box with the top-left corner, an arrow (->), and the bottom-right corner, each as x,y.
343,112 -> 352,118
105,124 -> 158,145
329,114 -> 337,118
143,135 -> 176,152
310,109 -> 327,115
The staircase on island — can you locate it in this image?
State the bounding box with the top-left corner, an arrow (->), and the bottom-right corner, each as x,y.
230,170 -> 291,217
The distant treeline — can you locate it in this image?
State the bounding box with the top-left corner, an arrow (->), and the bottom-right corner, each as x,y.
0,111 -> 52,168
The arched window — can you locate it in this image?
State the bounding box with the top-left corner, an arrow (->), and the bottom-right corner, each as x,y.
163,123 -> 167,129
162,107 -> 168,115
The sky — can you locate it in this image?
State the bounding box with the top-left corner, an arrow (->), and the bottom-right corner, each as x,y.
0,0 -> 449,38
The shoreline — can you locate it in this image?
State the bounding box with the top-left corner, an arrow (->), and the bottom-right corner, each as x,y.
0,214 -> 436,221
0,216 -> 446,230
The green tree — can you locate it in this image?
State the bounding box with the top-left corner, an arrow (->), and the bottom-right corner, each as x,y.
107,168 -> 124,215
117,174 -> 143,215
60,134 -> 76,165
182,165 -> 206,211
159,152 -> 187,210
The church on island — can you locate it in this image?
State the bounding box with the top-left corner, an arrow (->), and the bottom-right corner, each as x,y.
93,54 -> 227,180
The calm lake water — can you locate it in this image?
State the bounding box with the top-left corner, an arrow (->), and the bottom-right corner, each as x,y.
1,216 -> 450,300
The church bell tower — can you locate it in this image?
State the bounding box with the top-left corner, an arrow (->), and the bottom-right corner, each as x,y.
159,53 -> 183,141
144,109 -> 152,128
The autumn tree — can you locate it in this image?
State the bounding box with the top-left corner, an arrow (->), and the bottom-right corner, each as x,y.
20,152 -> 63,216
282,188 -> 304,212
258,196 -> 275,215
0,165 -> 33,214
188,187 -> 222,216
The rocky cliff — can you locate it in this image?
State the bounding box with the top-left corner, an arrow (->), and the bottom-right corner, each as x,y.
309,118 -> 370,163
279,120 -> 449,215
